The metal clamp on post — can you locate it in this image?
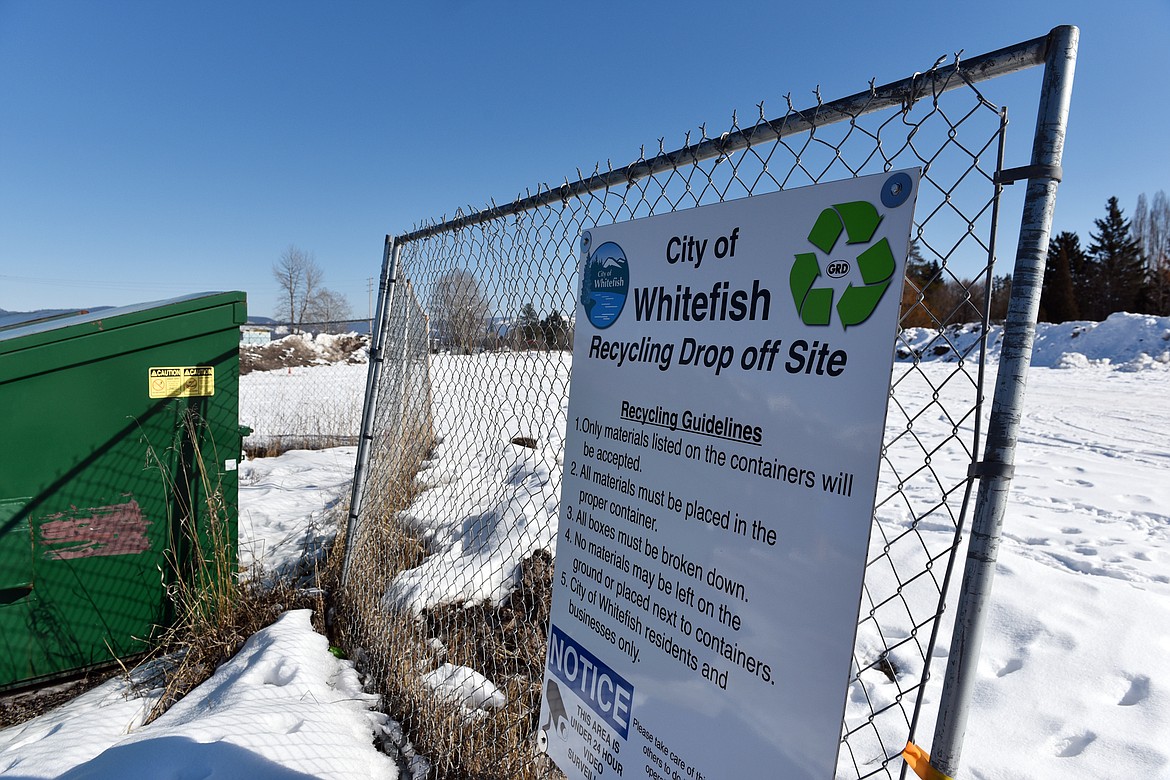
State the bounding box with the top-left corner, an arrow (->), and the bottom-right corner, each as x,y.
994,163 -> 1063,186
967,460 -> 1015,480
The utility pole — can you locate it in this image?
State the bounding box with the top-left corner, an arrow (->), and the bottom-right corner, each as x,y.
367,277 -> 374,332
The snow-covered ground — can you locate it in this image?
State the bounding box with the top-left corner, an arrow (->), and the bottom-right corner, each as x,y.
240,362 -> 368,452
236,446 -> 358,581
912,363 -> 1170,778
1,314 -> 1167,779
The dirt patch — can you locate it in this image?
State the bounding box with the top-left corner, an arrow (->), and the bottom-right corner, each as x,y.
0,668 -> 122,729
240,333 -> 369,375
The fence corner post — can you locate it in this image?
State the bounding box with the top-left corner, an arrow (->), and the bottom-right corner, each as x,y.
341,235 -> 399,588
928,24 -> 1079,778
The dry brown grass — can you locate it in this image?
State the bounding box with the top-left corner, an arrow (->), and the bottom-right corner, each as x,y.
242,433 -> 359,460
415,552 -> 561,780
328,536 -> 561,780
136,411 -> 332,723
321,409 -> 563,779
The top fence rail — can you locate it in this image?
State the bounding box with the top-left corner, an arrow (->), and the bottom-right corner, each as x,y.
393,32 -> 1051,247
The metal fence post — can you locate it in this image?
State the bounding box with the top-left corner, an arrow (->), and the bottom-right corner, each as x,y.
341,235 -> 399,588
929,25 -> 1079,778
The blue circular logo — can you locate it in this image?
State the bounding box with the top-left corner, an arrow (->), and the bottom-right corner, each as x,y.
580,238 -> 629,329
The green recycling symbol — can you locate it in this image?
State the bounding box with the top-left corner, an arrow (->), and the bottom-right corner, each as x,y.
789,200 -> 896,328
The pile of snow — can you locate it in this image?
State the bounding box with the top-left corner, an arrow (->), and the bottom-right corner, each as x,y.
1030,313 -> 1170,369
241,332 -> 369,374
898,311 -> 1170,370
0,611 -> 398,779
382,353 -> 569,614
423,664 -> 507,714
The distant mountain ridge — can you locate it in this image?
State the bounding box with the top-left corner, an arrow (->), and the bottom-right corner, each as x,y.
0,306 -> 113,330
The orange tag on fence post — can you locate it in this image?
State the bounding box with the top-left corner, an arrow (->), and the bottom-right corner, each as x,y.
902,742 -> 954,780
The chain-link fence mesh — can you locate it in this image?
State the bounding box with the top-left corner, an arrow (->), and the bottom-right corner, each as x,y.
361,280 -> 434,512
337,34 -> 1060,780
239,327 -> 371,455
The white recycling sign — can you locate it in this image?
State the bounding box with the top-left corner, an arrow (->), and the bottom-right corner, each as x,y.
538,169 -> 920,779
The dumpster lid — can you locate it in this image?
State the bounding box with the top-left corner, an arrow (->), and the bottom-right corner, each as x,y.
0,308 -> 95,332
0,292 -> 246,350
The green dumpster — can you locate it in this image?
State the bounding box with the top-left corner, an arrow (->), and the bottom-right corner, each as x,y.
0,291 -> 246,690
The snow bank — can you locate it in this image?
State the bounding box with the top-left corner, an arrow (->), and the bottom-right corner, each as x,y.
242,332 -> 369,370
0,611 -> 397,780
378,353 -> 570,614
898,311 -> 1170,369
238,446 -> 358,580
1030,313 -> 1170,369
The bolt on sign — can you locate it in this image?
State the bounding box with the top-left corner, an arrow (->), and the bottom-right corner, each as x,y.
538,170 -> 920,779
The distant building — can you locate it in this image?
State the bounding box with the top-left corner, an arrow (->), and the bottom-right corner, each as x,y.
240,327 -> 272,346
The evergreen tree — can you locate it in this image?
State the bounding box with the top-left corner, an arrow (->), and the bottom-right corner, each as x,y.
1087,197 -> 1145,318
541,310 -> 571,351
1041,231 -> 1082,323
989,274 -> 1012,323
517,303 -> 542,349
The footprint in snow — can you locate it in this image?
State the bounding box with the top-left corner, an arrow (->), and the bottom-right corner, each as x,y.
263,659 -> 298,687
996,658 -> 1024,678
1119,674 -> 1150,706
1053,730 -> 1097,758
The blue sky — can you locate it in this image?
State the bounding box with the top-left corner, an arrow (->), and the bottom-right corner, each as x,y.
1,1 -> 1167,319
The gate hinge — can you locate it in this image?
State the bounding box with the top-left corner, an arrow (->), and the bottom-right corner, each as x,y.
995,164 -> 1063,186
968,460 -> 1015,479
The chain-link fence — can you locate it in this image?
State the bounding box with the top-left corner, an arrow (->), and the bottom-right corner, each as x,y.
352,278 -> 434,532
239,326 -> 371,456
337,27 -> 1074,780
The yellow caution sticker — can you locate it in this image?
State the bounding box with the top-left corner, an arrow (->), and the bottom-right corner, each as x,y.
149,366 -> 215,398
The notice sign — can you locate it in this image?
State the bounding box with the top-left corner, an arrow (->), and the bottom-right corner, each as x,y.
538,170 -> 920,779
148,366 -> 215,398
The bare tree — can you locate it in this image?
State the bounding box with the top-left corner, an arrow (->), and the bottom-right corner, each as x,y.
272,245 -> 324,333
1135,191 -> 1170,315
305,289 -> 354,334
430,269 -> 491,353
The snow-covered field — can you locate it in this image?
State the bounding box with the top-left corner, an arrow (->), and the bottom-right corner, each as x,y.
913,363 -> 1170,778
1,314 -> 1167,779
240,362 -> 368,452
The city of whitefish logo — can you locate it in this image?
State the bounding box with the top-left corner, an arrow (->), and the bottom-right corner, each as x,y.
580,233 -> 629,329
